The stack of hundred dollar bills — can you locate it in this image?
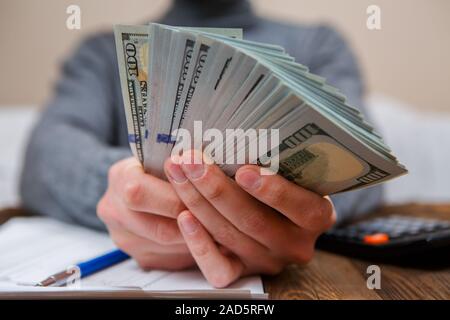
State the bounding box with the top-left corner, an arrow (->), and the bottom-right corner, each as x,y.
114,23 -> 407,195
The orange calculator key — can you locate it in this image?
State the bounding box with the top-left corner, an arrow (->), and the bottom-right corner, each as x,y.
363,233 -> 390,245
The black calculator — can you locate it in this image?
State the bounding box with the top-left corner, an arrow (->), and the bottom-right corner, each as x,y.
316,215 -> 450,261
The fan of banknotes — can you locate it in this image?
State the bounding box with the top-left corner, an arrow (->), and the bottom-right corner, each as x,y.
114,23 -> 407,195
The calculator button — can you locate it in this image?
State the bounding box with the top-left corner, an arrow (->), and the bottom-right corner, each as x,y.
363,233 -> 390,245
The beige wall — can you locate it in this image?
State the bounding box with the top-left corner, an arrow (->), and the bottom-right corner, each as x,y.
1,0 -> 449,112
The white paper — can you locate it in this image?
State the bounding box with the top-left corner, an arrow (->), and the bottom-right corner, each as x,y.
0,217 -> 266,298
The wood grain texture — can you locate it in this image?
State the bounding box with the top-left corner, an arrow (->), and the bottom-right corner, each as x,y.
350,259 -> 450,300
264,203 -> 450,300
264,252 -> 382,300
1,204 -> 450,300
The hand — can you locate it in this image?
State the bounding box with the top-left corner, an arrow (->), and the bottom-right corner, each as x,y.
97,157 -> 195,270
164,150 -> 336,287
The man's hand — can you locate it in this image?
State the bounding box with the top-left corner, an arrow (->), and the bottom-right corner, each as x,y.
97,157 -> 195,270
164,151 -> 336,288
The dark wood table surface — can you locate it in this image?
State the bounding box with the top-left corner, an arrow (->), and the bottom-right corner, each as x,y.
1,204 -> 449,300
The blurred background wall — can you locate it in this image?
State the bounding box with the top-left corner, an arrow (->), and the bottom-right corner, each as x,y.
0,0 -> 449,113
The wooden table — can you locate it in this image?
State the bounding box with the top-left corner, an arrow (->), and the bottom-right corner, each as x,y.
1,204 -> 449,300
265,204 -> 450,299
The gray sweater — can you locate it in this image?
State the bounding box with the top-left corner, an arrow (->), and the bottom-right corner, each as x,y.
20,0 -> 382,230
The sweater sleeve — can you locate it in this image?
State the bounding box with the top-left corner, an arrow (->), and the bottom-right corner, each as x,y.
20,35 -> 130,230
296,25 -> 384,224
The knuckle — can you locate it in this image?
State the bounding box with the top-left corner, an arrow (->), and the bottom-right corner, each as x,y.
202,180 -> 225,202
96,196 -> 108,219
318,197 -> 333,219
123,179 -> 143,208
321,197 -> 334,215
96,196 -> 114,223
108,162 -> 122,183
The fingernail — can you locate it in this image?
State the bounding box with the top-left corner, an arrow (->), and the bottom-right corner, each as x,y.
182,163 -> 205,180
237,170 -> 261,190
181,150 -> 205,180
167,162 -> 187,183
180,215 -> 198,235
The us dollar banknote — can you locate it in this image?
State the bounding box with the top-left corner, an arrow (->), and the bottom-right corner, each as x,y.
114,23 -> 407,194
220,96 -> 406,195
114,25 -> 149,163
275,123 -> 394,195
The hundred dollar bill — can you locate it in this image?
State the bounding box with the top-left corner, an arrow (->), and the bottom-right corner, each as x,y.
113,25 -> 149,163
275,119 -> 406,195
222,100 -> 407,195
114,23 -> 407,193
149,25 -> 244,145
143,25 -> 243,176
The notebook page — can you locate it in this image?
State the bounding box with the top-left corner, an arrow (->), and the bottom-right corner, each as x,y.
0,217 -> 265,298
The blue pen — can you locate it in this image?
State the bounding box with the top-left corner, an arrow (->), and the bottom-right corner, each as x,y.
35,249 -> 130,287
